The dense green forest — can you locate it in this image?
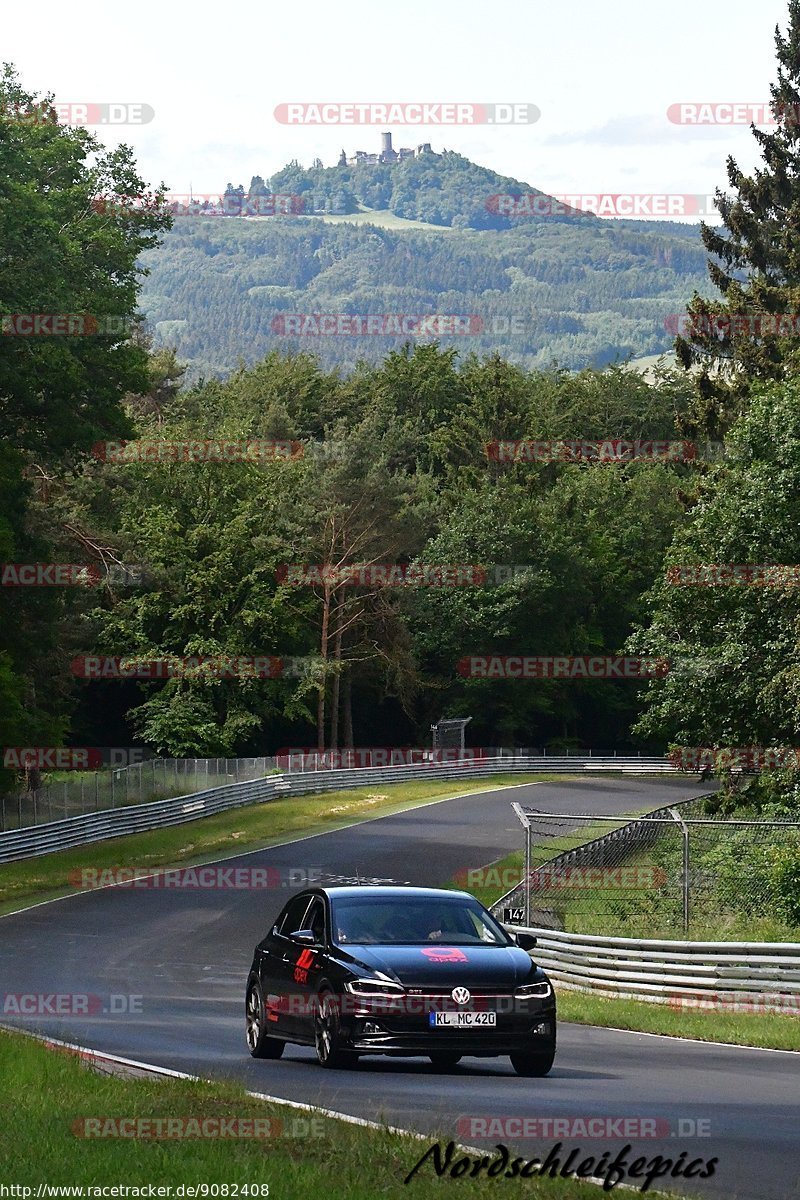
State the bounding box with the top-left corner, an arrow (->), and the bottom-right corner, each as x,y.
2,0 -> 800,805
139,212 -> 709,379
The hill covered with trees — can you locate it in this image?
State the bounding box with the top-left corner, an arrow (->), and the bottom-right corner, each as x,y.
140,195 -> 710,379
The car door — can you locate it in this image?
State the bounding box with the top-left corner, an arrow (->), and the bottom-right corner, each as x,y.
290,895 -> 329,1039
258,892 -> 313,1039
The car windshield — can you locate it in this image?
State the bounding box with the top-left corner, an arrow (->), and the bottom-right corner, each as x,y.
330,895 -> 512,946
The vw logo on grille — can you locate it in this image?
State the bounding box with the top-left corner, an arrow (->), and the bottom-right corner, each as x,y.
451,986 -> 471,1005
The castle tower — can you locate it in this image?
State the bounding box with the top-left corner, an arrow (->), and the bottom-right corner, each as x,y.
380,131 -> 397,163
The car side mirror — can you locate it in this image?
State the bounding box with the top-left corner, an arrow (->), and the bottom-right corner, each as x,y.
515,931 -> 537,951
290,929 -> 318,946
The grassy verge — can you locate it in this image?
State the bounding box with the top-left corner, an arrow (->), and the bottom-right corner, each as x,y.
0,1027 -> 605,1199
0,774 -> 557,916
557,990 -> 799,1051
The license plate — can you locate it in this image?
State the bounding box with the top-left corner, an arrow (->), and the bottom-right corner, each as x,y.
429,1011 -> 497,1028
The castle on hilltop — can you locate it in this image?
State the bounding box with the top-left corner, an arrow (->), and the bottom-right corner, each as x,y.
338,132 -> 436,167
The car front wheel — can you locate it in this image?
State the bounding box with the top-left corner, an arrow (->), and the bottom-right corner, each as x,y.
246,981 -> 285,1059
314,991 -> 357,1069
510,1042 -> 555,1077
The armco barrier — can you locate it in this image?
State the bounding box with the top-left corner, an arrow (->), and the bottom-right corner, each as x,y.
504,925 -> 800,1013
0,756 -> 679,864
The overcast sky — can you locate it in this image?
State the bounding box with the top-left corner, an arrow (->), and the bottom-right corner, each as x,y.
4,0 -> 792,217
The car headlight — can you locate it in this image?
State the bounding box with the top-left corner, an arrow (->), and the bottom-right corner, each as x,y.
344,979 -> 406,996
514,981 -> 552,999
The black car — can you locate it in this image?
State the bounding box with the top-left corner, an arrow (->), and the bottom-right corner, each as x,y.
245,885 -> 556,1076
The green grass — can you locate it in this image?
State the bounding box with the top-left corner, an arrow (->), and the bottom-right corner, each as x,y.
0,1027 -> 612,1198
0,774 -> 557,916
557,990 -> 799,1051
286,206 -> 459,232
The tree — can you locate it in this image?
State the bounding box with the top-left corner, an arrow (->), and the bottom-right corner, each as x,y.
630,378 -> 800,747
0,64 -> 171,458
676,1 -> 800,437
0,64 -> 170,791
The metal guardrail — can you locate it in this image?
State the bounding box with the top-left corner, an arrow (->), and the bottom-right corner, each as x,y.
0,756 -> 679,864
505,925 -> 800,1014
1,749 -> 667,831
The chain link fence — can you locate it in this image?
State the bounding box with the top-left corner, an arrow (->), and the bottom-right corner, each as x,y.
0,757 -> 276,832
496,800 -> 800,939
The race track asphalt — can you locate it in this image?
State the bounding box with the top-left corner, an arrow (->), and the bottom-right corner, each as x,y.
1,776 -> 796,1200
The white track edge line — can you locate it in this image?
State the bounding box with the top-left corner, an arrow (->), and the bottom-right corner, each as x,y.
0,1023 -> 670,1197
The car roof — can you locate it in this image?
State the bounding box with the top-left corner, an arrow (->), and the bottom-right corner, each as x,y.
312,885 -> 475,900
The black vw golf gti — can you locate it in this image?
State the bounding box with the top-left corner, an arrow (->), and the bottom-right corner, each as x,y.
245,885 -> 556,1075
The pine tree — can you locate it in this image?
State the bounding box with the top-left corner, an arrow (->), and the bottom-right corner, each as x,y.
677,0 -> 800,437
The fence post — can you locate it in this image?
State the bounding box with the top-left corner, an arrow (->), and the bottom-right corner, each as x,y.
524,821 -> 531,926
668,807 -> 689,936
111,771 -> 115,809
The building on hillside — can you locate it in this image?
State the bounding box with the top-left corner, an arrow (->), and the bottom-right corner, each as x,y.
337,132 -> 436,168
